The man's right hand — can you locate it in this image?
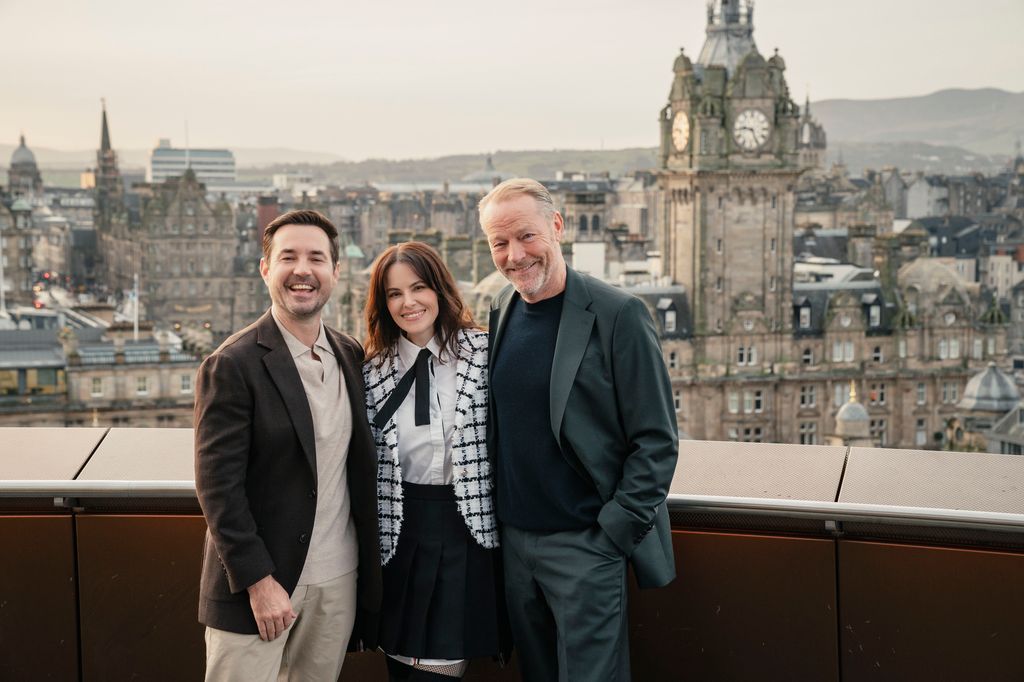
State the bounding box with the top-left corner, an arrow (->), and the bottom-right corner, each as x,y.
247,575 -> 297,641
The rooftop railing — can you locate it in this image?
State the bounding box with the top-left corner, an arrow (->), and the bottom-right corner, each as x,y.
1,428 -> 1022,681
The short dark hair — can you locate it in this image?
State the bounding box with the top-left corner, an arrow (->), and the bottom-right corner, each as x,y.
262,210 -> 339,266
364,241 -> 477,365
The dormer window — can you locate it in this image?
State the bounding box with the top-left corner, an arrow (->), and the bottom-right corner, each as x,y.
799,305 -> 811,329
657,298 -> 676,333
869,305 -> 881,327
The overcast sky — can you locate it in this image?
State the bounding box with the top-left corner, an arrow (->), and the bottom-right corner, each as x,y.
3,0 -> 1022,160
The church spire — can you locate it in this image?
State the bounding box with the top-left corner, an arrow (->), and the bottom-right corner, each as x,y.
100,98 -> 112,152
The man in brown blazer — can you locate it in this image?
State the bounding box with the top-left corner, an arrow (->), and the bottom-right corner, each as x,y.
194,210 -> 381,681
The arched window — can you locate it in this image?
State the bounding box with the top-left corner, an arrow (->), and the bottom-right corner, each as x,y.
579,215 -> 589,233
592,215 -> 600,232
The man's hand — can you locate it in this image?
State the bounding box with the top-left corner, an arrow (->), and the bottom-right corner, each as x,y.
247,575 -> 297,641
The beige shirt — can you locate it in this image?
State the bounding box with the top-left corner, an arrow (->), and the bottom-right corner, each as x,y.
272,309 -> 359,585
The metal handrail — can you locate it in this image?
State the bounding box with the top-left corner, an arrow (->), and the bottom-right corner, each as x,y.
0,480 -> 196,498
669,493 -> 1024,533
1,482 -> 1022,532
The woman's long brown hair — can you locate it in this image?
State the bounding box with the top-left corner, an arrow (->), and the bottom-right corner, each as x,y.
364,241 -> 477,366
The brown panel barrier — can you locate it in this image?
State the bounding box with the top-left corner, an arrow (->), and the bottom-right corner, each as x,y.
76,515 -> 207,682
839,540 -> 1024,681
629,530 -> 840,681
0,515 -> 79,682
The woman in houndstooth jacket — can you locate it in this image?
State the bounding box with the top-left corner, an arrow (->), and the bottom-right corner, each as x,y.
363,241 -> 507,681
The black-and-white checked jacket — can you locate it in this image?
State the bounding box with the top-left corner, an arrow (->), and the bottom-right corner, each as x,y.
363,328 -> 498,565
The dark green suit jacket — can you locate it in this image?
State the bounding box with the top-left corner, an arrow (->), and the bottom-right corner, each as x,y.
488,267 -> 678,588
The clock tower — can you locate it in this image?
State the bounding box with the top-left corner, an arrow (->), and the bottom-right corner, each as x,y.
659,0 -> 801,339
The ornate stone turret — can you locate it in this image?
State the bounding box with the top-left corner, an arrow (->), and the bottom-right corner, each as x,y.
697,0 -> 756,76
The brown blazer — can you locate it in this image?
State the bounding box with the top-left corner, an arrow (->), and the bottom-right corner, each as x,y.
194,310 -> 382,640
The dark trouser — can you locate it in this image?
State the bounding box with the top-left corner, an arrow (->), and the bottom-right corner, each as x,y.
502,524 -> 630,682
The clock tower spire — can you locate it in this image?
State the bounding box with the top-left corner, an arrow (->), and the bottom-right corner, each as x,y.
659,1 -> 802,346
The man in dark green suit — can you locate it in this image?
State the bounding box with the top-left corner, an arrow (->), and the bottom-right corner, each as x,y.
479,178 -> 678,681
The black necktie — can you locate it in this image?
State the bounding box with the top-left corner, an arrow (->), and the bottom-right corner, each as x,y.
372,348 -> 432,429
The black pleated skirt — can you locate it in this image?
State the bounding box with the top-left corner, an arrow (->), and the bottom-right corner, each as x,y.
379,482 -> 503,660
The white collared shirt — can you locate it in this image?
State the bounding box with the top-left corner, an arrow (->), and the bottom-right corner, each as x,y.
394,335 -> 457,485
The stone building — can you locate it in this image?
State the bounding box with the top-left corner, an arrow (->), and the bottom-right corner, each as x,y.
0,323 -> 199,428
646,0 -> 1011,448
93,105 -> 265,338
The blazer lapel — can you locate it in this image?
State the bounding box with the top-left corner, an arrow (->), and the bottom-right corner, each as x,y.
487,285 -> 515,377
257,313 -> 318,477
550,269 -> 594,441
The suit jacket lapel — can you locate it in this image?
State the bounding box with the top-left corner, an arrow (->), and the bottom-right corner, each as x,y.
487,285 -> 516,378
257,312 -> 318,477
550,268 -> 594,441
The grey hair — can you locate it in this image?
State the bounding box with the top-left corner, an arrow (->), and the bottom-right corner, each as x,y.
478,178 -> 555,220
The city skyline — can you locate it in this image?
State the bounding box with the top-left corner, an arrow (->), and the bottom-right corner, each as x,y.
2,0 -> 1023,160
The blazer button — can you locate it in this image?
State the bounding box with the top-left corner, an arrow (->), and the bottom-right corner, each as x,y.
298,533 -> 309,544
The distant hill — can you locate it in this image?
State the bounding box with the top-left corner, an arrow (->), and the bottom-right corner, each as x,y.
6,88 -> 1020,185
813,88 -> 1024,156
243,148 -> 661,185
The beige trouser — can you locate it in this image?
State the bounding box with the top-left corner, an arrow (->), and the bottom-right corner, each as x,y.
204,570 -> 358,682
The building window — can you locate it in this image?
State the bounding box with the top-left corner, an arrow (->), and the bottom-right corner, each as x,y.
668,351 -> 678,369
870,419 -> 887,446
728,392 -> 739,414
869,383 -> 886,406
987,337 -> 996,355
872,346 -> 883,363
770,237 -> 777,251
737,346 -> 747,365
832,341 -> 843,363
718,196 -> 724,209
799,306 -> 811,329
973,339 -> 983,360
868,305 -> 881,327
844,341 -> 855,362
579,215 -> 588,233
799,422 -> 817,445
180,375 -> 193,394
898,339 -> 907,359
664,310 -> 677,333
748,346 -> 757,366
942,382 -> 959,404
727,426 -> 738,441
716,277 -> 723,292
90,377 -> 103,397
802,348 -> 814,365
939,339 -> 948,359
800,385 -> 816,408
917,382 -> 927,405
742,427 -> 763,442
716,239 -> 723,254
915,419 -> 927,447
950,339 -> 960,359
743,390 -> 764,414
835,383 -> 848,406
136,376 -> 149,396
592,215 -> 600,232
771,196 -> 778,209
673,390 -> 682,413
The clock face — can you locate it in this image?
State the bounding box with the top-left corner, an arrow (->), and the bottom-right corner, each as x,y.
733,109 -> 771,151
672,112 -> 690,152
